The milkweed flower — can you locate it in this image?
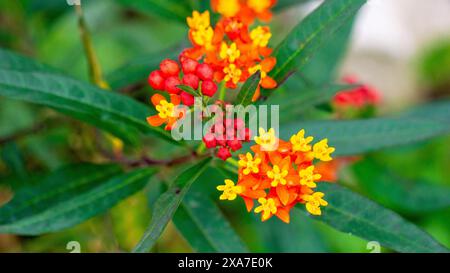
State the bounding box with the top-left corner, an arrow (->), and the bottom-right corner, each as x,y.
333,75 -> 382,108
182,3 -> 278,100
218,128 -> 335,223
147,94 -> 184,131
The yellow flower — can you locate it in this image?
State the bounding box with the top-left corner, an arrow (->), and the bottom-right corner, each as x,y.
250,26 -> 272,47
254,197 -> 277,221
248,0 -> 271,13
187,10 -> 210,30
254,127 -> 278,151
217,179 -> 243,201
303,192 -> 328,216
155,100 -> 176,119
248,64 -> 267,79
191,27 -> 214,48
290,129 -> 313,152
220,42 -> 240,63
223,64 -> 242,84
216,0 -> 241,17
299,165 -> 321,188
267,165 -> 288,187
238,152 -> 262,175
313,139 -> 335,162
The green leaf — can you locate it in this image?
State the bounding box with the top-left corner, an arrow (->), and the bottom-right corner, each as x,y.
0,48 -> 176,145
268,84 -> 353,123
177,84 -> 201,97
281,101 -> 450,156
353,158 -> 450,214
0,163 -> 122,224
0,167 -> 155,235
309,183 -> 449,253
269,0 -> 366,85
116,0 -> 192,23
274,0 -> 311,12
106,46 -> 180,90
236,71 -> 261,106
132,158 -> 211,253
173,188 -> 249,253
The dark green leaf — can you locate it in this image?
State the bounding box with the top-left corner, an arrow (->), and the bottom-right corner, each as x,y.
0,167 -> 155,235
308,183 -> 449,253
268,84 -> 353,122
116,0 -> 192,23
106,46 -> 180,90
133,158 -> 211,253
0,163 -> 122,225
274,0 -> 311,12
177,84 -> 201,97
173,188 -> 248,253
236,71 -> 261,106
281,101 -> 450,156
0,48 -> 176,145
353,159 -> 450,214
269,0 -> 366,86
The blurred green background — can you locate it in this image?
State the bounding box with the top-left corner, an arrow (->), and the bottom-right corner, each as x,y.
0,0 -> 449,252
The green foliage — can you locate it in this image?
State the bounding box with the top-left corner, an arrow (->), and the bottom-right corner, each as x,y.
0,0 -> 449,254
281,101 -> 450,156
269,0 -> 366,89
174,188 -> 248,253
353,159 -> 450,214
0,49 -> 176,145
0,165 -> 156,235
236,71 -> 261,106
311,183 -> 449,253
133,158 -> 211,253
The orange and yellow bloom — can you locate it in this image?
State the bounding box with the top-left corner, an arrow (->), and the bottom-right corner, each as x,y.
218,128 -> 335,223
146,94 -> 184,131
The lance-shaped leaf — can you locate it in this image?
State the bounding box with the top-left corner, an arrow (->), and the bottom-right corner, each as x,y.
269,0 -> 367,86
281,101 -> 450,156
177,84 -> 201,97
307,183 -> 449,253
0,49 -> 176,145
173,187 -> 248,253
236,71 -> 261,106
0,167 -> 156,235
133,158 -> 211,253
353,159 -> 450,214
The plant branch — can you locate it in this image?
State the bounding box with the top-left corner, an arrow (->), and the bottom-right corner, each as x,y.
75,5 -> 109,89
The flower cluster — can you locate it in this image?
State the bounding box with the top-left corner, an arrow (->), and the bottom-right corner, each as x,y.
148,58 -> 218,107
182,1 -> 277,101
203,110 -> 252,161
333,75 -> 381,108
217,128 -> 335,223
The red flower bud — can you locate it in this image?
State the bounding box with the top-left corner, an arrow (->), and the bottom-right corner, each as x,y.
196,63 -> 214,81
148,70 -> 165,90
181,58 -> 198,74
160,59 -> 180,77
202,133 -> 217,148
182,73 -> 199,90
201,80 -> 218,97
180,91 -> 195,106
217,147 -> 232,161
164,76 -> 182,94
239,127 -> 252,142
227,139 -> 242,151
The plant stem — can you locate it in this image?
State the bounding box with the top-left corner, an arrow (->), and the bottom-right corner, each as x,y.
218,82 -> 226,101
226,157 -> 239,168
74,5 -> 109,90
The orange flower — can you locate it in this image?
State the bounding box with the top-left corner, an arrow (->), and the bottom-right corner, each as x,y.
182,2 -> 278,97
218,128 -> 335,223
147,93 -> 184,131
